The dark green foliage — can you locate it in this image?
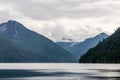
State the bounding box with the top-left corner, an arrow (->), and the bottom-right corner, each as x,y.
79,28 -> 120,63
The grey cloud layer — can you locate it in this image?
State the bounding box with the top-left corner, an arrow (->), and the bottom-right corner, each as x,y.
0,0 -> 119,41
1,0 -> 118,20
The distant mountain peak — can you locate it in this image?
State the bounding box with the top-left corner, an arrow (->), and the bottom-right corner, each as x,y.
0,20 -> 28,32
84,33 -> 108,42
8,20 -> 17,23
99,32 -> 108,37
0,20 -> 77,62
94,32 -> 108,39
7,20 -> 21,26
57,32 -> 109,58
0,20 -> 30,39
6,20 -> 26,29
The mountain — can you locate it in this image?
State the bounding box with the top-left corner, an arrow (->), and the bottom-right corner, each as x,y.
57,42 -> 74,49
0,36 -> 36,62
57,33 -> 108,58
0,20 -> 77,63
79,28 -> 120,63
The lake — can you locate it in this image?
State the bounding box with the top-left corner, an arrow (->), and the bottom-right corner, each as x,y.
0,63 -> 120,80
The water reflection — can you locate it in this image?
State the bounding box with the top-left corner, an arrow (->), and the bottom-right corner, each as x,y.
86,69 -> 120,80
0,64 -> 120,80
0,69 -> 120,80
0,69 -> 88,78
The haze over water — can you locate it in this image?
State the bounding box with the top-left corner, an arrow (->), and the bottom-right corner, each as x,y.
0,63 -> 120,80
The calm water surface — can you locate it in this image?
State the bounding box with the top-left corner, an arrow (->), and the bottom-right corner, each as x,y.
0,63 -> 120,80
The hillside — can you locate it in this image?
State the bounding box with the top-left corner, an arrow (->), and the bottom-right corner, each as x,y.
0,20 -> 77,63
57,33 -> 108,58
0,36 -> 36,62
79,28 -> 120,63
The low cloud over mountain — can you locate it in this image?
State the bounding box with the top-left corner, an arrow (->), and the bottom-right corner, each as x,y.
0,0 -> 119,41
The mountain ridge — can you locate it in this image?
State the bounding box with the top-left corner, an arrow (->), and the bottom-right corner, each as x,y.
0,20 -> 77,63
57,33 -> 108,58
79,28 -> 120,63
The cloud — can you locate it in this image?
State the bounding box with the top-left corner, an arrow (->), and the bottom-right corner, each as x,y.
0,0 -> 120,41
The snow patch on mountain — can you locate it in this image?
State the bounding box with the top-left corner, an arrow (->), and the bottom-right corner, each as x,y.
67,42 -> 79,48
0,24 -> 7,33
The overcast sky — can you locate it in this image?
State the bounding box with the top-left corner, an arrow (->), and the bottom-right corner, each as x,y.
0,0 -> 120,42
